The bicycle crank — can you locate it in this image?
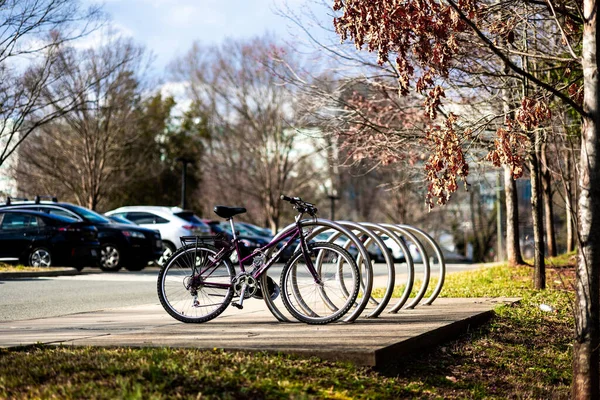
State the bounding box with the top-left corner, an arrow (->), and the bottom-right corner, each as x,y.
231,272 -> 258,309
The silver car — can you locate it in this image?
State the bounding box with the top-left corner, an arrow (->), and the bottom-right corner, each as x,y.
105,206 -> 210,259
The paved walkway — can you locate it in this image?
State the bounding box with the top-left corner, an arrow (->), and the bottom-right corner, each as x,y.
0,297 -> 517,366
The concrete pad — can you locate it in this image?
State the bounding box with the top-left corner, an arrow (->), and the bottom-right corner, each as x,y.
0,297 -> 518,367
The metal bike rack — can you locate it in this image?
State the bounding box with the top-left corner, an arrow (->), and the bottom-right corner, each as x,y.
397,225 -> 446,306
359,222 -> 415,312
257,218 -> 446,322
378,224 -> 430,310
306,221 -> 396,319
260,218 -> 373,323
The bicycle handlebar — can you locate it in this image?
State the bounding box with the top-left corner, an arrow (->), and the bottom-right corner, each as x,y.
280,194 -> 318,216
280,195 -> 299,202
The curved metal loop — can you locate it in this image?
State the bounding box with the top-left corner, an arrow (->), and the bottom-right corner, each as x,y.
322,221 -> 395,318
397,225 -> 446,305
380,224 -> 430,310
300,224 -> 374,322
360,223 -> 415,312
261,218 -> 373,323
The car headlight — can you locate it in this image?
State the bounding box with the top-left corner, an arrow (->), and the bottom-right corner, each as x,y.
123,230 -> 146,239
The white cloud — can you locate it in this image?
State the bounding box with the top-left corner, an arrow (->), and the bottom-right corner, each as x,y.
71,23 -> 134,50
160,80 -> 192,116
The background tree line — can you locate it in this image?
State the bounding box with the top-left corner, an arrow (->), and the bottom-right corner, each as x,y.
2,0 -> 594,395
2,0 -> 574,256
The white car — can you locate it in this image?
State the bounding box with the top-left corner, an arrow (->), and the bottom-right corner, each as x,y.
105,206 -> 211,256
380,235 -> 422,263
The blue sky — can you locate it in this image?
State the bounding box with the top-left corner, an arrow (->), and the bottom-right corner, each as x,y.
94,0 -> 334,71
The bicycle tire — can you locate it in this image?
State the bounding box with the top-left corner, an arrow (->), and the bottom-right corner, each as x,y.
280,242 -> 360,324
157,244 -> 235,323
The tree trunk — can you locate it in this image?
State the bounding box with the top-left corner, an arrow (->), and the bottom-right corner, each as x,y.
529,134 -> 545,289
265,197 -> 280,234
502,77 -> 524,265
572,0 -> 599,396
565,151 -> 575,253
504,166 -> 524,265
541,142 -> 557,256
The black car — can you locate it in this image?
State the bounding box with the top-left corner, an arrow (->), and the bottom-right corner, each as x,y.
0,210 -> 99,270
0,197 -> 163,272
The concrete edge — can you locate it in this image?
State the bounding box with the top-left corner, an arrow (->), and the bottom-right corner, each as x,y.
373,305 -> 509,367
0,268 -> 80,280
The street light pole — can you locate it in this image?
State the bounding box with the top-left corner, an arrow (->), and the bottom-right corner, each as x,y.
176,157 -> 193,209
327,194 -> 340,221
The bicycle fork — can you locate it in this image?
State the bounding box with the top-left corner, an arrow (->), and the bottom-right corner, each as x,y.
296,220 -> 323,286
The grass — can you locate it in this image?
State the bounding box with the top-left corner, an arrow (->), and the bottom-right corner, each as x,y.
0,262 -> 71,272
373,253 -> 576,299
0,256 -> 576,399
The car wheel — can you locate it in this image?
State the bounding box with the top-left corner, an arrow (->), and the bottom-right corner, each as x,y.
156,242 -> 176,266
29,247 -> 52,268
163,241 -> 176,253
100,244 -> 122,272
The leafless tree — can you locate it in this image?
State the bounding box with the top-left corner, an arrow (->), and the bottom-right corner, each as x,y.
0,0 -> 102,167
172,36 -> 324,231
16,38 -> 148,210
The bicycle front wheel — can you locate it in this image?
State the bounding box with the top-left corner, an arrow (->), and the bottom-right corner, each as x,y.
280,242 -> 360,324
157,244 -> 235,323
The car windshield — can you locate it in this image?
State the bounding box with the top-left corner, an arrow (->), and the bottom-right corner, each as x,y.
108,215 -> 136,225
47,214 -> 79,224
239,223 -> 271,237
218,223 -> 233,234
66,205 -> 111,224
224,223 -> 263,237
174,211 -> 206,226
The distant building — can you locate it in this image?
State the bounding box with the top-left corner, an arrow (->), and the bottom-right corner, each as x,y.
0,128 -> 19,198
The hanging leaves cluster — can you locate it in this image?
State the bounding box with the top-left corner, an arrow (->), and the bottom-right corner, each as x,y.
424,114 -> 470,209
333,0 -> 477,96
333,0 -> 478,207
486,96 -> 551,178
485,122 -> 529,179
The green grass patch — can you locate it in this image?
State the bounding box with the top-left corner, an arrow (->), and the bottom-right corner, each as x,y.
0,262 -> 39,272
373,253 -> 576,299
373,265 -> 534,299
0,257 -> 576,399
527,250 -> 578,269
0,262 -> 72,272
380,289 -> 573,399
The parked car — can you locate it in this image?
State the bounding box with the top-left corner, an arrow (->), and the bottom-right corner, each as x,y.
105,206 -> 211,256
380,235 -> 411,263
106,214 -> 136,225
202,219 -> 271,263
316,231 -> 388,263
0,197 -> 163,272
236,222 -> 273,237
0,209 -> 100,270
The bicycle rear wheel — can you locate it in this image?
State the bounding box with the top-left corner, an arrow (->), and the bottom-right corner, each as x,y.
280,242 -> 360,324
157,244 -> 235,323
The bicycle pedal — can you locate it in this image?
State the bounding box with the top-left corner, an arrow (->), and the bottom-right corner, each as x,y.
231,303 -> 243,310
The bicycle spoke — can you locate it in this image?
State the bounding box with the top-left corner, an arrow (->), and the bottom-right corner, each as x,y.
280,242 -> 360,324
158,245 -> 235,323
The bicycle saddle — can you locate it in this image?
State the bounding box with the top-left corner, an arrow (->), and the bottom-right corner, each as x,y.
213,206 -> 247,219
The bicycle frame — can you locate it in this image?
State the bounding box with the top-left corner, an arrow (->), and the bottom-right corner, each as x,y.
195,214 -> 321,290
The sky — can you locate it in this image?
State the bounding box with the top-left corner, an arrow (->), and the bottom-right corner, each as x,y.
93,0 -> 335,72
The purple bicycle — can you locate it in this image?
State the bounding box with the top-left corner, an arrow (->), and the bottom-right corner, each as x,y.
157,195 -> 360,324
